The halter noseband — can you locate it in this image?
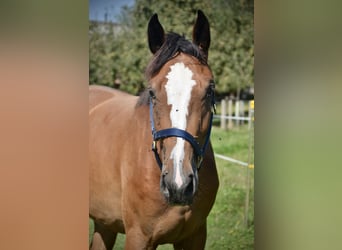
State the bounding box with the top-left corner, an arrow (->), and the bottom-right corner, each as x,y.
149,93 -> 215,170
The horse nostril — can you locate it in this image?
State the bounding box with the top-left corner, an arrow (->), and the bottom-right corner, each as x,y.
184,177 -> 194,197
161,171 -> 170,199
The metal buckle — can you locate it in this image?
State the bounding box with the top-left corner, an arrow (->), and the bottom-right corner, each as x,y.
213,103 -> 217,114
152,140 -> 156,150
197,155 -> 203,169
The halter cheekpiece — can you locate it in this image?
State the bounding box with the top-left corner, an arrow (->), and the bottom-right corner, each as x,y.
149,90 -> 215,170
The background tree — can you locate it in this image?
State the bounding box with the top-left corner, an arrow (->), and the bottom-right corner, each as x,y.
89,0 -> 254,97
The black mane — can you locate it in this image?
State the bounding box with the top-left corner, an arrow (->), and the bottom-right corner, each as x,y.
137,32 -> 207,106
145,32 -> 207,80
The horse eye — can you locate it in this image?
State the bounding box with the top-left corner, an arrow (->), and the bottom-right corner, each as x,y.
206,88 -> 212,98
209,80 -> 215,89
206,82 -> 214,98
149,89 -> 156,99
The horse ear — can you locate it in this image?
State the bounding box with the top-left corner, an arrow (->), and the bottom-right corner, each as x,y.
148,14 -> 165,54
192,10 -> 211,59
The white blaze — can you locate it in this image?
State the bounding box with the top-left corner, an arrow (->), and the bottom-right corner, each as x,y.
165,62 -> 196,188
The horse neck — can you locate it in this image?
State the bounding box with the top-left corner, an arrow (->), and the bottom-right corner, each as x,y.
131,104 -> 162,180
133,104 -> 152,143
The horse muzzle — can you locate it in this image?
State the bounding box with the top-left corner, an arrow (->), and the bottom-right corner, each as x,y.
160,168 -> 198,205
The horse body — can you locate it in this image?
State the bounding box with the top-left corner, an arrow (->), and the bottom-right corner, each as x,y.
90,10 -> 219,249
89,87 -> 136,233
89,88 -> 218,248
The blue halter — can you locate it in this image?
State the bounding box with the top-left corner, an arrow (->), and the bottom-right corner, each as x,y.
149,94 -> 215,170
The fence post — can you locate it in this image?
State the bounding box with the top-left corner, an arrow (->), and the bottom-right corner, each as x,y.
235,99 -> 240,126
240,100 -> 245,125
248,100 -> 253,128
220,98 -> 227,130
244,100 -> 254,228
228,98 -> 233,129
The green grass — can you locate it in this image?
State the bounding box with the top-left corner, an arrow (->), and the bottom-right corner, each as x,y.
89,125 -> 254,249
207,125 -> 254,249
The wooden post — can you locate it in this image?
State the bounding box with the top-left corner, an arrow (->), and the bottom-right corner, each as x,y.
248,100 -> 252,128
228,98 -> 233,129
220,98 -> 227,130
235,99 -> 240,126
244,100 -> 254,228
240,100 -> 245,125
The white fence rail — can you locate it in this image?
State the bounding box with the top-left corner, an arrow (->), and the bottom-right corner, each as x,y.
215,153 -> 249,167
213,99 -> 254,227
214,115 -> 251,121
216,98 -> 254,130
213,99 -> 254,168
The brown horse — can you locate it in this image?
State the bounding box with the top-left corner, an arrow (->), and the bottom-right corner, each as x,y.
89,10 -> 219,250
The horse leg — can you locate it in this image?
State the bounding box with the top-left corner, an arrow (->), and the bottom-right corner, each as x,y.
90,222 -> 117,250
173,222 -> 207,250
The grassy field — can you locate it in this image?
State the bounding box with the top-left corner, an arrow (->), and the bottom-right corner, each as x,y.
89,123 -> 254,249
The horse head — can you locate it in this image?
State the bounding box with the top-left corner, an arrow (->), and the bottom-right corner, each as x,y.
146,10 -> 215,205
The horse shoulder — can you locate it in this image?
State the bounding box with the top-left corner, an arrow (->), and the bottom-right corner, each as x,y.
89,88 -> 138,233
89,85 -> 131,113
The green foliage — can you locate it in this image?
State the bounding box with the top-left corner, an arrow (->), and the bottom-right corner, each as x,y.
89,21 -> 117,87
209,0 -> 254,94
89,0 -> 254,95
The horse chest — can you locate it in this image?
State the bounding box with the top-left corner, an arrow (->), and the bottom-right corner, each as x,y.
151,206 -> 203,243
